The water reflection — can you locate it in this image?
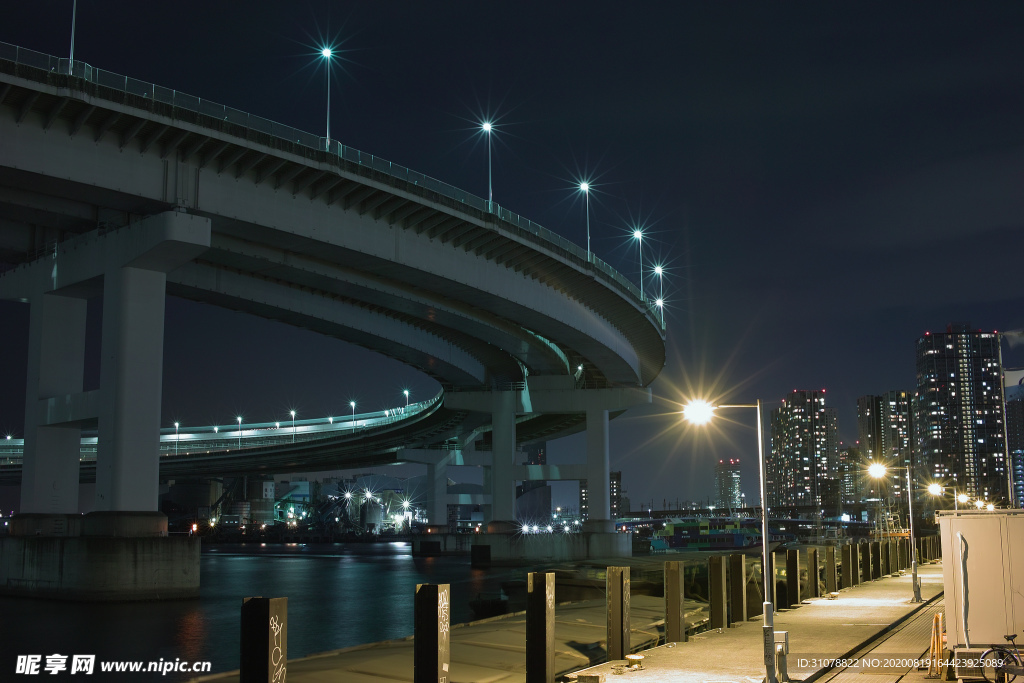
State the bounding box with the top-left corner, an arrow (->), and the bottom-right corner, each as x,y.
0,543 -> 533,682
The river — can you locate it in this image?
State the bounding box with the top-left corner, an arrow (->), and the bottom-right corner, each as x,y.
0,542 -> 538,681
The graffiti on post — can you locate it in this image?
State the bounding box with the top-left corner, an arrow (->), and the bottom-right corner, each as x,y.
270,615 -> 286,682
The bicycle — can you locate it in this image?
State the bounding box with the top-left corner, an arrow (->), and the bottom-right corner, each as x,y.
981,634 -> 1024,683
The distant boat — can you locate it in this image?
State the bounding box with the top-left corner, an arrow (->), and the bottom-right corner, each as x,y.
650,517 -> 790,553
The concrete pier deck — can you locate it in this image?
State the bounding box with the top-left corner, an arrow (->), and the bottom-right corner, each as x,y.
573,562 -> 944,683
194,561 -> 944,683
195,594 -> 703,682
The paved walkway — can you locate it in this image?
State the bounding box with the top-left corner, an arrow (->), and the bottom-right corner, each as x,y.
572,562 -> 944,683
194,562 -> 944,683
193,594 -> 707,682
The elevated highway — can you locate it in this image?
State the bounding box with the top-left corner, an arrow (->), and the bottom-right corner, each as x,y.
0,42 -> 666,534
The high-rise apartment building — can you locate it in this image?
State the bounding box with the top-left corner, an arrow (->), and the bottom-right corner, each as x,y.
857,391 -> 914,500
579,471 -> 623,520
915,324 -> 1008,501
610,471 -> 622,518
837,445 -> 863,507
714,458 -> 742,509
768,390 -> 838,508
857,396 -> 882,462
1005,369 -> 1024,508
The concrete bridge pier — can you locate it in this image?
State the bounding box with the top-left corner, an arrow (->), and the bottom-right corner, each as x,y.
443,378 -> 648,561
0,211 -> 210,600
488,390 -> 517,532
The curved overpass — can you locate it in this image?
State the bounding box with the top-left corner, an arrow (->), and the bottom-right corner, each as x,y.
0,42 -> 666,525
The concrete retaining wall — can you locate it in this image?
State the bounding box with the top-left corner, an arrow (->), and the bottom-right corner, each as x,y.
0,536 -> 200,600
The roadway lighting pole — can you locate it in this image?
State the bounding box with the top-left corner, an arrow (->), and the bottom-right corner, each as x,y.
482,122 -> 493,209
174,422 -> 179,455
683,400 -> 776,683
404,390 -> 409,408
350,401 -> 356,432
237,416 -> 242,449
632,229 -> 644,300
69,0 -> 77,72
654,265 -> 665,326
321,48 -> 332,150
580,183 -> 591,262
290,410 -> 296,443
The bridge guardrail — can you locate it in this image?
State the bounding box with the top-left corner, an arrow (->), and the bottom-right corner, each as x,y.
0,389 -> 445,461
0,41 -> 664,330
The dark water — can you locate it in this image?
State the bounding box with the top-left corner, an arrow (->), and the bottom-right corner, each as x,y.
0,542 -> 537,681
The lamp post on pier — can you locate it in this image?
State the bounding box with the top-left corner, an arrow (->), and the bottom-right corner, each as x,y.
869,463 -> 922,602
683,398 -> 777,683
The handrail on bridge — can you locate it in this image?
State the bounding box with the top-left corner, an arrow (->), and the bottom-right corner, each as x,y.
0,41 -> 664,331
0,389 -> 445,457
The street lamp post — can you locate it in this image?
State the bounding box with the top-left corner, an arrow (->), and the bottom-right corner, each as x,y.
482,122 -> 493,209
632,229 -> 644,300
684,399 -> 777,683
174,422 -> 179,455
580,182 -> 591,262
290,410 -> 296,443
869,463 -> 921,602
236,416 -> 242,449
69,0 -> 77,72
321,48 -> 333,150
350,401 -> 356,432
404,389 -> 409,408
654,265 -> 665,326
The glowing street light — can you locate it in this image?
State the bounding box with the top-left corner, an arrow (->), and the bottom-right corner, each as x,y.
236,416 -> 242,449
987,503 -> 995,511
957,493 -> 969,506
683,398 -> 777,683
482,121 -> 493,208
653,264 -> 665,326
579,182 -> 591,261
174,422 -> 180,455
975,499 -> 984,509
631,228 -> 645,300
320,47 -> 333,149
350,401 -> 356,432
403,389 -> 409,407
869,463 -> 921,602
290,410 -> 296,442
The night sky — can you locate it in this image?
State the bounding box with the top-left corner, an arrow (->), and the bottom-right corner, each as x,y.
1,2 -> 1023,510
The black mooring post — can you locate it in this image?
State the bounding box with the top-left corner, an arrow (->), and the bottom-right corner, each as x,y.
709,555 -> 727,629
871,542 -> 881,579
825,546 -> 837,593
860,542 -> 871,582
664,560 -> 687,642
841,544 -> 853,588
607,566 -> 631,660
526,572 -> 555,683
414,583 -> 451,683
807,548 -> 820,598
729,553 -> 747,624
786,549 -> 801,607
240,597 -> 287,683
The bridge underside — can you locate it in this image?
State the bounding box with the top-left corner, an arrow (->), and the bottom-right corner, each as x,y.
0,49 -> 666,595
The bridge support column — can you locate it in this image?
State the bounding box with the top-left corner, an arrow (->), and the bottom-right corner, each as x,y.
94,266 -> 167,513
20,293 -> 88,518
487,391 -> 516,531
583,407 -> 612,533
425,459 -> 449,528
0,211 -> 210,600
